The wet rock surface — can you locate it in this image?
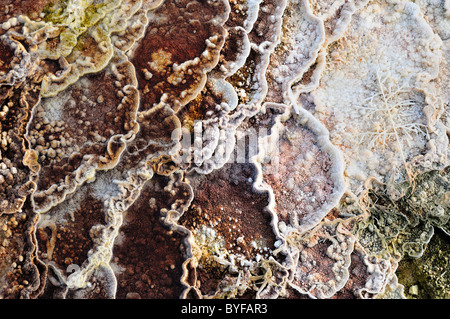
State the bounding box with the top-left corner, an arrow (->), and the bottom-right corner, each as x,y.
0,0 -> 449,299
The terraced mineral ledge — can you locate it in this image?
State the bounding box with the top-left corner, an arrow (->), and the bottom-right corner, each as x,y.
0,0 -> 448,299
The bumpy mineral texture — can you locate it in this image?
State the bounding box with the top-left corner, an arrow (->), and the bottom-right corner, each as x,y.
0,0 -> 449,300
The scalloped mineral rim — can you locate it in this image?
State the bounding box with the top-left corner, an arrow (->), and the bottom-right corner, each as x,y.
0,0 -> 449,299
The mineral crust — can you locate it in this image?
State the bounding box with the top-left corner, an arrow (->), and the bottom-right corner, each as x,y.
0,0 -> 449,299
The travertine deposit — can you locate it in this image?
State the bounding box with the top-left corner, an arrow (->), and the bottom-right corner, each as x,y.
0,0 -> 448,299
